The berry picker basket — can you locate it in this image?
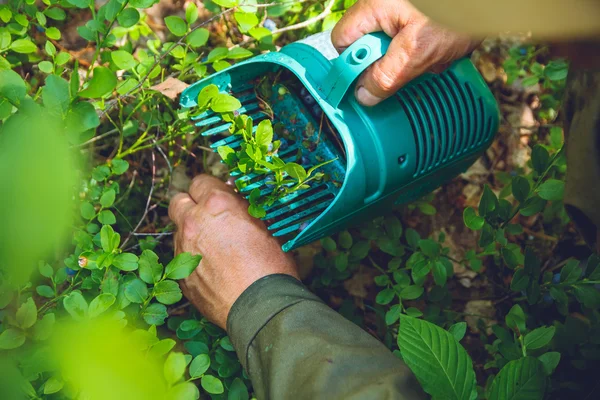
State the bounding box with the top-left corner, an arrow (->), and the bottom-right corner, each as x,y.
180,30 -> 499,251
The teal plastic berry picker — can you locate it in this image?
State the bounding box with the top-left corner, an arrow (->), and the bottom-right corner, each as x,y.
180,31 -> 499,251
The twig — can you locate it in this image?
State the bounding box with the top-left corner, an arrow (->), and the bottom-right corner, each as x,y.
270,0 -> 334,35
76,128 -> 120,148
121,151 -> 156,249
523,226 -> 558,242
133,232 -> 174,236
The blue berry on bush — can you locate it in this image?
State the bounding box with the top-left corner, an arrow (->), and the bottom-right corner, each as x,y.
264,19 -> 277,32
66,268 -> 76,276
552,273 -> 560,284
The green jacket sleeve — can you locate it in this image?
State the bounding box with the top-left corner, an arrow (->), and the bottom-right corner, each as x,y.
227,274 -> 426,400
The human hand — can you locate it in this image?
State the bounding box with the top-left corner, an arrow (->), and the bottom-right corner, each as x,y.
331,0 -> 481,106
168,175 -> 299,329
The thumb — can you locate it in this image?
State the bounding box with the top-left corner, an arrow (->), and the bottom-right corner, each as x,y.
354,24 -> 430,106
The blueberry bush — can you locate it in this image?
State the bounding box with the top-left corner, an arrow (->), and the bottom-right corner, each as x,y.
0,1 -> 597,399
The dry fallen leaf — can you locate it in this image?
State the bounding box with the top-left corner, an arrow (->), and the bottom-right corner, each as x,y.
150,77 -> 189,100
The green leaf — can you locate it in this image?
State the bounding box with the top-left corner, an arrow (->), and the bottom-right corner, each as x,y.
165,16 -> 187,37
118,8 -> 140,28
488,357 -> 546,400
111,50 -> 137,70
113,253 -> 139,271
46,27 -> 61,40
0,328 -> 26,349
448,322 -> 467,341
165,252 -> 202,279
512,176 -> 530,203
68,0 -> 92,8
111,159 -> 129,175
248,204 -> 266,218
164,352 -> 187,385
100,225 -> 120,253
384,216 -> 403,240
190,354 -> 211,378
39,263 -> 53,278
10,39 -> 37,53
385,304 -> 402,325
37,285 -> 55,298
544,60 -> 568,81
531,144 -> 550,174
432,260 -> 447,286
38,61 -> 53,74
63,292 -> 88,321
375,288 -> 395,305
502,247 -> 520,269
418,239 -> 440,258
522,76 -> 539,87
573,285 -> 600,308
520,196 -> 546,217
212,0 -> 238,7
538,352 -> 560,376
0,70 -> 26,104
255,119 -> 273,147
124,279 -> 149,303
505,304 -> 526,334
42,75 -> 70,115
397,315 -> 476,400
55,52 -> 71,66
479,185 -> 498,217
16,298 -> 37,329
88,293 -> 116,318
130,0 -> 158,8
510,269 -> 530,291
185,2 -> 198,24
210,93 -> 241,113
560,259 -> 581,284
228,47 -> 253,60
321,237 -> 337,252
142,303 -> 168,325
201,375 -> 224,395
33,313 -> 55,341
338,231 -> 353,250
167,382 -> 199,400
79,67 -> 117,98
537,179 -> 564,201
228,378 -> 249,400
186,28 -> 209,47
139,249 -> 163,284
234,11 -> 258,32
100,189 -> 116,207
400,285 -> 424,300
524,326 -> 555,350
155,280 -> 183,305
197,84 -> 219,108
43,377 -> 64,395
334,253 -> 348,271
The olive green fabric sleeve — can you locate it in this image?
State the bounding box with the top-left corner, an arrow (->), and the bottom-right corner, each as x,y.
227,274 -> 426,400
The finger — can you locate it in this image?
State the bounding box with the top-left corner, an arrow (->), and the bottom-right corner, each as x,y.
354,22 -> 436,106
169,192 -> 196,227
188,174 -> 235,205
331,0 -> 381,52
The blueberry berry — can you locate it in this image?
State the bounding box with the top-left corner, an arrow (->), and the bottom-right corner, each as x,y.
300,87 -> 308,97
552,273 -> 561,284
300,156 -> 310,166
312,105 -> 323,119
279,140 -> 289,151
263,19 -> 277,32
303,94 -> 316,106
265,175 -> 276,189
542,293 -> 554,304
66,268 -> 76,276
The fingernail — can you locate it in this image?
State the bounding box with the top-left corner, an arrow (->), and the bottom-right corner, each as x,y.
356,86 -> 383,107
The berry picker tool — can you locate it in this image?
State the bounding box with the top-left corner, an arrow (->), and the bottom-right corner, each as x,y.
180,31 -> 499,251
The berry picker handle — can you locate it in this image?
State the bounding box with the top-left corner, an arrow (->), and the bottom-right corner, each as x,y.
320,31 -> 392,108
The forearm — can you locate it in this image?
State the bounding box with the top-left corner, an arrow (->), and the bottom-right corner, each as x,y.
227,274 -> 425,400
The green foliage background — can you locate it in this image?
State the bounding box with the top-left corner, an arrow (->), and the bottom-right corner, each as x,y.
1,1 -> 598,399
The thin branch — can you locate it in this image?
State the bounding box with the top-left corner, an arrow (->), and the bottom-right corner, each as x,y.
270,0 -> 334,35
121,151 -> 156,249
